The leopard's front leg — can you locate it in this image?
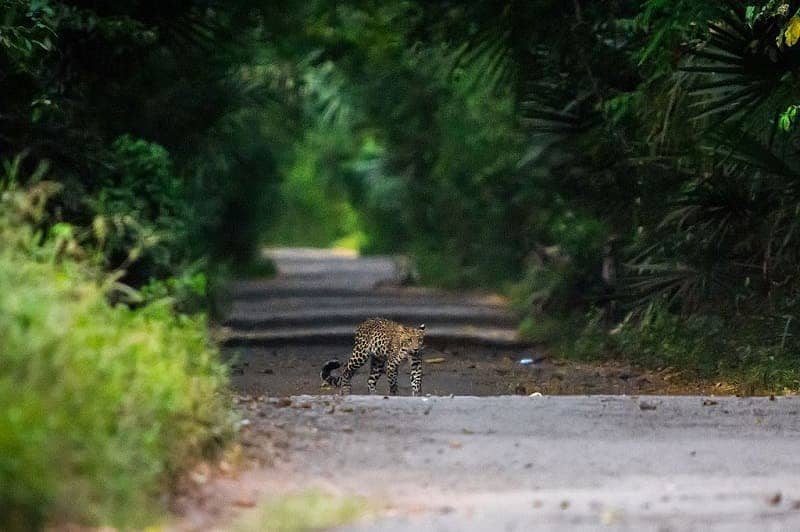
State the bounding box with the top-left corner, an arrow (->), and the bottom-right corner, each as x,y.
386,358 -> 400,395
410,355 -> 423,396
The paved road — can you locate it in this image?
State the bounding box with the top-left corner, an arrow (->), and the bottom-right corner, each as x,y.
223,248 -> 523,348
214,248 -> 800,531
245,394 -> 800,532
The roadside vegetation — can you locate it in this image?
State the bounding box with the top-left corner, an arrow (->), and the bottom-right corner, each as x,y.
0,182 -> 232,529
1,1 -> 276,529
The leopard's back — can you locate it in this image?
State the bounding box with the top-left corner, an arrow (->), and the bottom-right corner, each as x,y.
355,318 -> 420,361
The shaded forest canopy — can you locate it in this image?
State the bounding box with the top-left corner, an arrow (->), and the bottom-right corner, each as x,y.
4,3 -> 800,384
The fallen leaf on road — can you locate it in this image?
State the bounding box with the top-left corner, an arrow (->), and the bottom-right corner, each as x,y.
461,428 -> 474,434
234,498 -> 256,508
702,399 -> 718,406
449,441 -> 462,449
768,492 -> 782,506
276,398 -> 292,408
560,500 -> 570,510
424,357 -> 446,364
639,401 -> 657,411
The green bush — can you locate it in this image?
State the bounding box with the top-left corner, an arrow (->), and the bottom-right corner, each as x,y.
0,186 -> 233,530
614,306 -> 724,373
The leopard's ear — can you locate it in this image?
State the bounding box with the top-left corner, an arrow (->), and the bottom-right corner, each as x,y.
418,323 -> 425,331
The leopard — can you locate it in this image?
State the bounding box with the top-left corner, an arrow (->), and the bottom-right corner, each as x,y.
320,318 -> 426,396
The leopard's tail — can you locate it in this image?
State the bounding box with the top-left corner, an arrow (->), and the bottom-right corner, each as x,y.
321,360 -> 342,387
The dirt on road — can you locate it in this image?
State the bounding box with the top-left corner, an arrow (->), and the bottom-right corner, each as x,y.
221,248 -> 714,397
224,344 -> 721,397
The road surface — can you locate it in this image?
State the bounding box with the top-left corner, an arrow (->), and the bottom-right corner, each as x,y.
235,394 -> 800,531
188,249 -> 800,531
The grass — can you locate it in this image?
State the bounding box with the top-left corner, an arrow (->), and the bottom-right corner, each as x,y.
234,490 -> 369,532
0,186 -> 234,530
520,305 -> 800,395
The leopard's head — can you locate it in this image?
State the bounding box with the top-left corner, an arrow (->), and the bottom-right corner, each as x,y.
402,323 -> 426,354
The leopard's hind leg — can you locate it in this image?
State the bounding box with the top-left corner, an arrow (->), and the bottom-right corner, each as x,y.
339,349 -> 368,395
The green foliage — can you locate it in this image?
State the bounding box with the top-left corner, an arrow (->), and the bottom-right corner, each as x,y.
0,185 -> 233,530
138,267 -> 210,313
607,304 -> 727,375
267,127 -> 365,249
90,135 -> 192,282
1,0 -> 289,283
562,303 -> 800,393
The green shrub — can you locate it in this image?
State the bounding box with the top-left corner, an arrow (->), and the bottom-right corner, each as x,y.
553,302 -> 800,393
607,303 -> 727,375
0,185 -> 233,530
91,135 -> 193,285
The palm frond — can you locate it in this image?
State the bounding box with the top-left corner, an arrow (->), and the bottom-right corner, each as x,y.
682,3 -> 800,134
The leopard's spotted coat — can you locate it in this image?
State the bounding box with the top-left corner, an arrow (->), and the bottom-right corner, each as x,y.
321,318 -> 426,395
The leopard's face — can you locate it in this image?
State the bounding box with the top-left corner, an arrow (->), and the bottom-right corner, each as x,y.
400,324 -> 425,354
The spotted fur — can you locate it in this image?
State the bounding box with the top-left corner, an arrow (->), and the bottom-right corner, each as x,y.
321,318 -> 426,396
